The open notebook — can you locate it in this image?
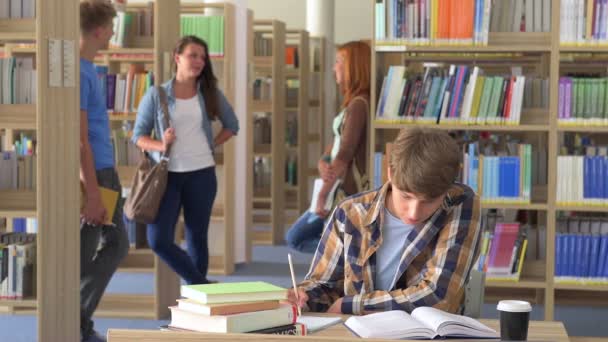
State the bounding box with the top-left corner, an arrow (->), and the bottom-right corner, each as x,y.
344,307 -> 499,340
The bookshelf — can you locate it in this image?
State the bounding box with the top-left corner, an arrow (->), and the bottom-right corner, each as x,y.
251,20 -> 286,245
284,29 -> 310,219
0,0 -> 81,340
307,36 -> 327,196
369,1 -> 574,321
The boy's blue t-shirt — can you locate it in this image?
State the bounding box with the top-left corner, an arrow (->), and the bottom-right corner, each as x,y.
80,58 -> 114,170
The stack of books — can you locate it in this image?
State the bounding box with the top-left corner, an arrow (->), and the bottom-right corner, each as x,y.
166,281 -> 306,336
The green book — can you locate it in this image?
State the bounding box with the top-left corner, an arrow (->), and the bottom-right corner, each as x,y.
180,281 -> 287,304
477,76 -> 495,123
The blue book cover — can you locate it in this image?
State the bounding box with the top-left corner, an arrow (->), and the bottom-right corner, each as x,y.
594,156 -> 603,201
599,235 -> 608,277
589,234 -> 601,278
566,234 -> 576,277
574,235 -> 584,278
581,235 -> 592,278
555,234 -> 563,277
584,156 -> 592,200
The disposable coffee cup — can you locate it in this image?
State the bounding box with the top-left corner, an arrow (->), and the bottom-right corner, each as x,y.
497,300 -> 532,341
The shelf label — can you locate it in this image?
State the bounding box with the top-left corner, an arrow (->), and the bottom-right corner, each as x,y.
48,39 -> 62,87
63,40 -> 76,88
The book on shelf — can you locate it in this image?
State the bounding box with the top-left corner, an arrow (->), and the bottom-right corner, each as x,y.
168,303 -> 297,333
344,306 -> 498,339
180,281 -> 286,304
175,298 -> 280,316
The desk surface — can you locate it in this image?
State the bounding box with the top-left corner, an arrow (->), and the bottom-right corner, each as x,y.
107,318 -> 570,342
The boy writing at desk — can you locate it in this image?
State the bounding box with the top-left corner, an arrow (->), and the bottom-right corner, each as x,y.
287,127 -> 481,315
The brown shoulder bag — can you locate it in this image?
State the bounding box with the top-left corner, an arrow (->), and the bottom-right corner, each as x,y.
123,86 -> 172,224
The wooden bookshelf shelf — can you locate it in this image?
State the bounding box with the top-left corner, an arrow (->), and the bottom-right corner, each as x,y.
252,56 -> 273,67
0,104 -> 36,129
486,277 -> 547,289
253,197 -> 272,203
251,100 -> 272,112
554,283 -> 608,292
252,230 -> 273,245
556,205 -> 608,213
109,113 -> 137,121
96,294 -> 157,319
481,202 -> 549,211
0,19 -> 35,42
557,125 -> 608,133
254,144 -> 271,155
0,190 -> 36,212
99,48 -> 154,55
560,45 -> 608,53
373,122 -> 550,132
376,33 -> 551,53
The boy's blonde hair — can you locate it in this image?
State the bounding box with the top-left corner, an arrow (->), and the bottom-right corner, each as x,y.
80,0 -> 116,34
389,127 -> 460,199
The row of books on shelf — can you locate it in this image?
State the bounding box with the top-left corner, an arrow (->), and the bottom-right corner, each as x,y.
0,57 -> 36,105
375,0 -> 550,46
376,64 -> 546,126
463,143 -> 533,204
558,76 -> 608,125
168,281 -> 305,335
251,78 -> 306,104
95,65 -> 153,115
0,136 -> 36,190
181,15 -> 225,57
556,150 -> 608,206
0,0 -> 34,19
253,156 -> 300,189
560,0 -> 608,45
110,4 -> 154,48
10,218 -> 36,234
475,223 -> 528,281
0,232 -> 36,300
555,232 -> 608,282
554,216 -> 608,283
111,127 -> 142,167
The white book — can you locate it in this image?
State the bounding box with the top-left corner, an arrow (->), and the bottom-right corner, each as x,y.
344,307 -> 498,340
309,178 -> 342,213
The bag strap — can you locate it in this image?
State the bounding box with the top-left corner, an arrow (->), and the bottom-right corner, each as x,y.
157,86 -> 172,158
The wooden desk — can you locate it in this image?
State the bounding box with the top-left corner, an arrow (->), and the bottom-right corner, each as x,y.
107,318 -> 570,342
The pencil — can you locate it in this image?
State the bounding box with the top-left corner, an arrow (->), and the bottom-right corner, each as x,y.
288,253 -> 302,316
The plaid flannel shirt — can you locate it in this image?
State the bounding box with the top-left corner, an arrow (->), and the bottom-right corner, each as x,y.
298,181 -> 481,315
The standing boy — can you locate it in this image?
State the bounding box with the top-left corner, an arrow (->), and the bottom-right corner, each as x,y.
79,1 -> 129,341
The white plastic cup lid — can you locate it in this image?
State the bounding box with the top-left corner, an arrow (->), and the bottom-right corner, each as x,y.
497,300 -> 532,313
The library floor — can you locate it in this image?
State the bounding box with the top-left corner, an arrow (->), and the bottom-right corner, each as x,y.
0,245 -> 607,341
